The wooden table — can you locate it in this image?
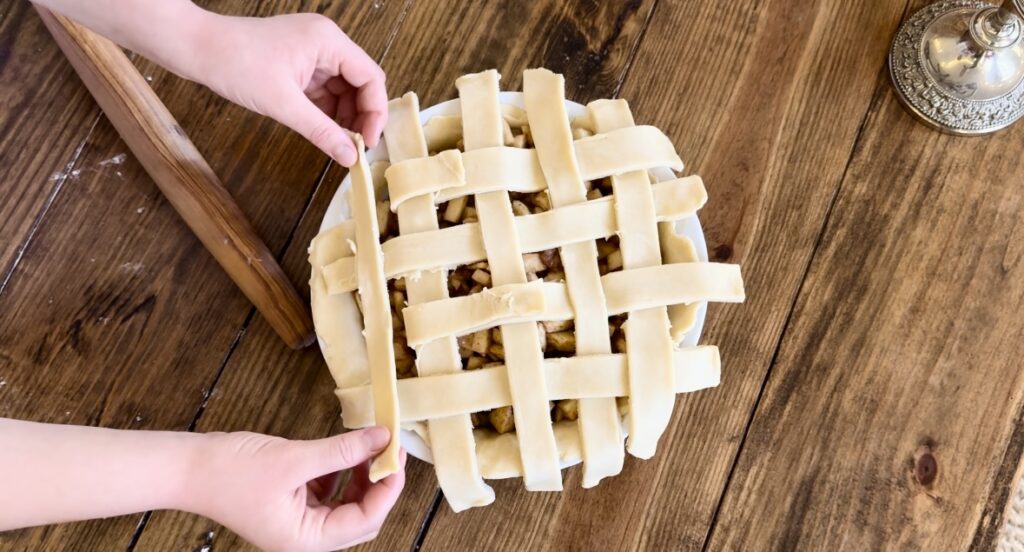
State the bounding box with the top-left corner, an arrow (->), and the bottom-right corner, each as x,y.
2,1 -> 1022,549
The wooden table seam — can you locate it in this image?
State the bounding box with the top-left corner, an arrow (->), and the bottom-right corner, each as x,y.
608,0 -> 661,100
970,398 -> 1024,549
0,113 -> 102,299
0,49 -> 145,300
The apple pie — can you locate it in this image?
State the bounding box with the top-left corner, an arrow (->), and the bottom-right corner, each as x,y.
309,68 -> 745,511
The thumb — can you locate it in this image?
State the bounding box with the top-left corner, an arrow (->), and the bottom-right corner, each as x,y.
276,92 -> 359,166
298,427 -> 390,480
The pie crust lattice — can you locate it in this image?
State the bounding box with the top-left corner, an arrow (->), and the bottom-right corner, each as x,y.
309,69 -> 745,511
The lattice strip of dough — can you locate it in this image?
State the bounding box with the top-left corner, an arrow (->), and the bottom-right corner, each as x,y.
321,176 -> 707,293
589,99 -> 674,458
401,264 -> 744,346
348,134 -> 401,481
382,94 -> 494,509
457,70 -> 562,491
385,125 -> 682,205
524,68 -> 623,487
336,347 -> 721,428
384,149 -> 465,209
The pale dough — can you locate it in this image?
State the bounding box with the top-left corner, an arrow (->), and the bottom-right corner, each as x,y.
308,69 -> 746,511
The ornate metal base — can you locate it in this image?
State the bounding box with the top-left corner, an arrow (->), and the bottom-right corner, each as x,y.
890,0 -> 1024,135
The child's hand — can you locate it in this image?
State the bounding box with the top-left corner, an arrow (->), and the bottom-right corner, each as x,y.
189,13 -> 388,167
1,419 -> 405,549
187,427 -> 406,552
31,1 -> 386,166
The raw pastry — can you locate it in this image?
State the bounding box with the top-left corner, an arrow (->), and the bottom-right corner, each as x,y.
309,68 -> 745,511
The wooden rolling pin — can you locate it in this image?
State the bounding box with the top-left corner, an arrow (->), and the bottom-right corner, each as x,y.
36,8 -> 316,349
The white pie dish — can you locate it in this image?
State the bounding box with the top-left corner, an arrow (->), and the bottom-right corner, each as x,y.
315,92 -> 710,467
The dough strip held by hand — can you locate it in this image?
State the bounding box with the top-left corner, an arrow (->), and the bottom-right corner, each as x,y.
349,134 -> 401,482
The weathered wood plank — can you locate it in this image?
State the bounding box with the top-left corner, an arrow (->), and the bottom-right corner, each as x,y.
419,0 -> 910,550
0,1 -> 406,550
133,0 -> 659,549
707,73 -> 1024,551
0,1 -> 101,287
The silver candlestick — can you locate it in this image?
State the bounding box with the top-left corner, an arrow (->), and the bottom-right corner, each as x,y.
890,0 -> 1024,134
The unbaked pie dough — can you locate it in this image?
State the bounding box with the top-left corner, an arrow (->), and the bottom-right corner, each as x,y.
309,68 -> 745,511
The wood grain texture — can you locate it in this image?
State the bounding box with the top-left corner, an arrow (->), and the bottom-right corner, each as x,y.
7,0 -> 1024,549
419,0 -> 910,550
707,79 -> 1024,551
380,0 -> 655,106
0,1 -> 406,550
0,2 -> 101,287
36,8 -> 315,349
